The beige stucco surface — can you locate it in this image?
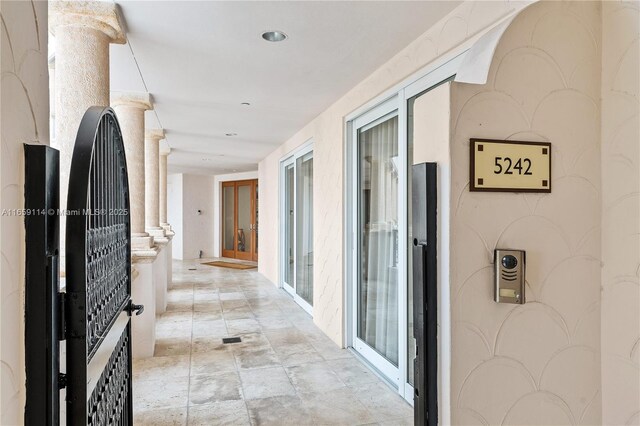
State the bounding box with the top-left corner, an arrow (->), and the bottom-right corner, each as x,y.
600,1 -> 640,424
450,2 -> 603,424
0,1 -> 49,423
260,0 -> 639,422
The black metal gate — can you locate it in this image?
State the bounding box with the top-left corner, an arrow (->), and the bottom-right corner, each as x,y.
25,106 -> 142,425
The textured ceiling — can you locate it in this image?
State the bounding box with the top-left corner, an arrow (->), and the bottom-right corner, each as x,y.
109,1 -> 461,175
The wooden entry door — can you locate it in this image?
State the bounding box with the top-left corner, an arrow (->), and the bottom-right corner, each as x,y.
222,179 -> 258,261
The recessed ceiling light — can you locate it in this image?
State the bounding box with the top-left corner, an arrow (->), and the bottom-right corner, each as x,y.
241,102 -> 251,106
262,30 -> 287,42
225,133 -> 237,137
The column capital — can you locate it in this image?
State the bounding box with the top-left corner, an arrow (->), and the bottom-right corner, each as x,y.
145,129 -> 165,142
112,92 -> 153,111
159,146 -> 171,156
50,1 -> 126,44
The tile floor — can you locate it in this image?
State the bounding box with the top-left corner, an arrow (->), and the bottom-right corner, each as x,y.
133,259 -> 413,426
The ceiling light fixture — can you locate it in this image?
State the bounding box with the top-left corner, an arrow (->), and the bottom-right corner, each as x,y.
241,102 -> 251,106
261,30 -> 287,42
225,133 -> 237,137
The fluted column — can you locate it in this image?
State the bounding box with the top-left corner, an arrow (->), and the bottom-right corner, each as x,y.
50,1 -> 125,256
111,92 -> 155,252
145,129 -> 166,240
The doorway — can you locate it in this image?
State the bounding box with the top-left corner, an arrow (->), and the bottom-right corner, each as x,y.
221,179 -> 258,261
349,97 -> 404,386
280,143 -> 314,315
346,55 -> 462,406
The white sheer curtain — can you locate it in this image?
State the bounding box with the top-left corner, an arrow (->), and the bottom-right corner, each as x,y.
296,154 -> 313,305
359,115 -> 399,365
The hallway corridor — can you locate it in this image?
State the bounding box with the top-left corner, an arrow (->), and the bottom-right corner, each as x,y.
132,260 -> 412,425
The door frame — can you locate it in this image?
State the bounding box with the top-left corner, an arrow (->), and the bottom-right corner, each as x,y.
280,158 -> 296,296
344,53 -> 466,404
349,96 -> 405,387
279,140 -> 314,315
221,179 -> 258,261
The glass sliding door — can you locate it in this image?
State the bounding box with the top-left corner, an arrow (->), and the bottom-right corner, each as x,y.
358,113 -> 400,366
346,56 -> 462,404
296,153 -> 314,306
349,96 -> 404,386
283,163 -> 295,292
280,144 -> 314,314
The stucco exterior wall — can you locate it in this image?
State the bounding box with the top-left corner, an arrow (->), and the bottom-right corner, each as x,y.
600,1 -> 640,424
449,1 -> 603,424
258,0 -> 533,346
0,1 -> 50,423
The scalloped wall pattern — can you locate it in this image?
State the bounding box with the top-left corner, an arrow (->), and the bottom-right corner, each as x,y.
0,1 -> 49,424
450,1 -> 638,424
601,1 -> 640,425
259,2 -> 638,421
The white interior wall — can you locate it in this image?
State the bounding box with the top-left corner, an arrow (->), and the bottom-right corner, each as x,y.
181,174 -> 215,260
212,171 -> 258,258
167,173 -> 184,259
0,1 -> 49,423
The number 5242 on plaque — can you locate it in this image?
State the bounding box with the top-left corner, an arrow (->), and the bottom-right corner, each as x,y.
470,138 -> 551,193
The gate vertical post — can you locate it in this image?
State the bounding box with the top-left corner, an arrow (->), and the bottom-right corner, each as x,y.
412,162 -> 438,426
24,145 -> 61,426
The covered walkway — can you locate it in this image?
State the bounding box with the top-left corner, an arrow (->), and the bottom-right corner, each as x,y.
132,259 -> 412,425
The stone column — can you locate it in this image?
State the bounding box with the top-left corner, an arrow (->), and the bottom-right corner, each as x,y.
159,146 -> 174,292
159,147 -> 174,234
146,130 -> 169,314
50,1 -> 125,256
145,130 -> 167,240
112,95 -> 159,355
111,92 -> 156,254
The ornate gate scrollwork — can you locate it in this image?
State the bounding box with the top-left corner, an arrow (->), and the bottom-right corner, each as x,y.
26,106 -> 140,425
65,106 -> 137,425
